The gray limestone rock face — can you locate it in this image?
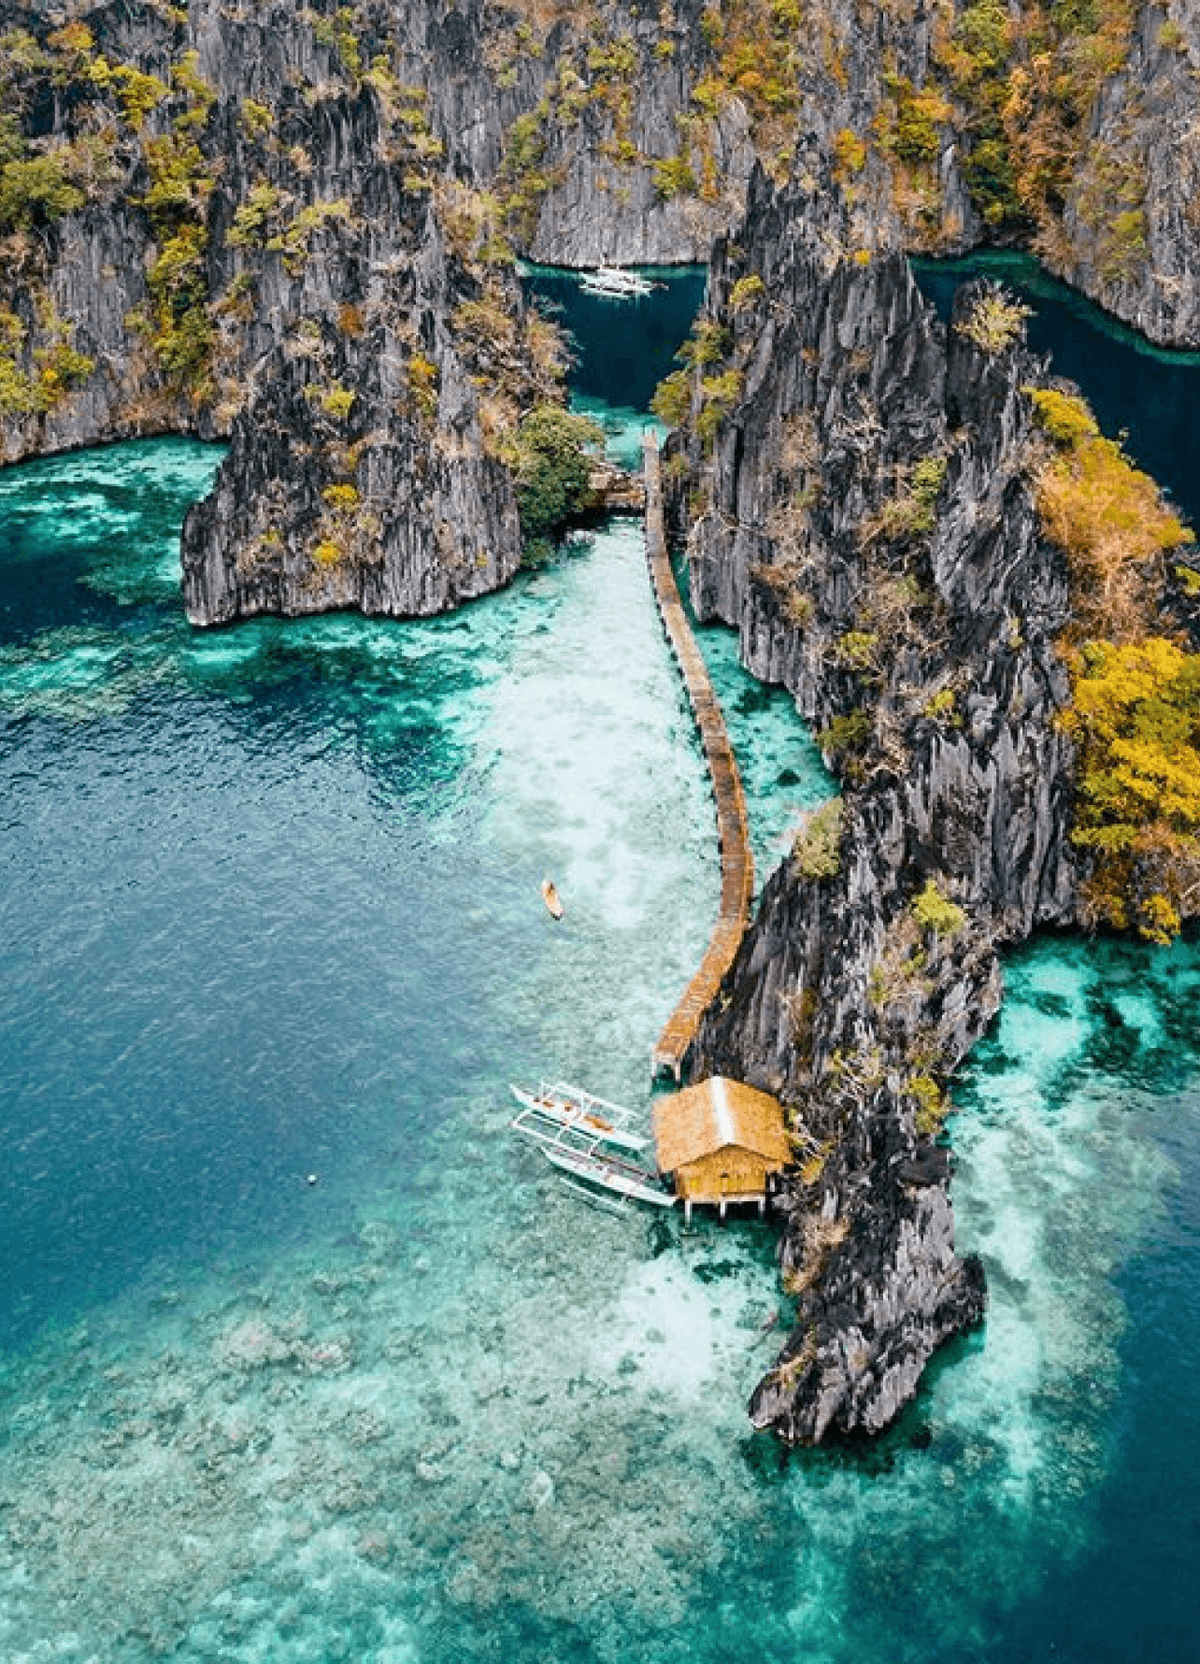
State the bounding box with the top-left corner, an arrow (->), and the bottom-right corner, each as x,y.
179,119 -> 527,624
665,166 -> 1083,1442
1048,0 -> 1200,348
180,325 -> 522,625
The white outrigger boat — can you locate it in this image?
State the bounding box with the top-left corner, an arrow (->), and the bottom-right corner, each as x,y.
509,1080 -> 647,1152
510,1081 -> 676,1210
540,1139 -> 676,1209
577,265 -> 655,299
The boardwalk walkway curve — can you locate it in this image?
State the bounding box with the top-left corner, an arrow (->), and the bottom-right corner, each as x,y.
643,434 -> 754,1080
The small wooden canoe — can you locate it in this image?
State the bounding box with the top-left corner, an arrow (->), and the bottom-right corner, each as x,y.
541,878 -> 564,919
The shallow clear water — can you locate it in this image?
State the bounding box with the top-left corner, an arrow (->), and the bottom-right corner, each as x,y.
0,295 -> 1198,1662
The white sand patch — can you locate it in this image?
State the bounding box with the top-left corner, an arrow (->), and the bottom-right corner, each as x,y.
587,1251 -> 767,1403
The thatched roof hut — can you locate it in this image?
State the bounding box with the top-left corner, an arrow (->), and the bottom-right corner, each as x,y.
653,1077 -> 790,1216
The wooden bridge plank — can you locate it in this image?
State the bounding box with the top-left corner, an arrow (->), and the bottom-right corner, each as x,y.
642,435 -> 754,1081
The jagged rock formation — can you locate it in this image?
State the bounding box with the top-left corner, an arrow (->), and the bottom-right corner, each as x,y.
1013,0 -> 1200,347
2,1 -> 1199,625
180,121 -> 528,622
663,163 -> 1083,1440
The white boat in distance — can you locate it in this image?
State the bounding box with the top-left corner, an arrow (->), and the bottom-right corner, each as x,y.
577,265 -> 656,298
509,1081 -> 648,1153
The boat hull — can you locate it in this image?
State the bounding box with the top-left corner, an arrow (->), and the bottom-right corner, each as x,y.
578,266 -> 655,299
541,1142 -> 676,1207
509,1082 -> 648,1154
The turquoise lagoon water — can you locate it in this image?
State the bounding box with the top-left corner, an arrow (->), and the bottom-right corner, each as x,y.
521,265 -> 706,423
0,271 -> 1197,1662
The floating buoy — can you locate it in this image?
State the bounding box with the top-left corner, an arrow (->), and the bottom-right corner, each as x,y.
540,878 -> 564,919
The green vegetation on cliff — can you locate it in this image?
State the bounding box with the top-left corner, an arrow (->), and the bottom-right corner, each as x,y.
932,0 -> 1146,271
1031,386 -> 1191,639
1062,637 -> 1200,943
500,404 -> 604,560
0,154 -> 84,231
0,300 -> 94,416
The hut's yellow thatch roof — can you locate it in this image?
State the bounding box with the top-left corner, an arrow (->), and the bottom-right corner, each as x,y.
653,1076 -> 790,1174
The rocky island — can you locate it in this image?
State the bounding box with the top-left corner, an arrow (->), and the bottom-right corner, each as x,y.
1,0 -> 1198,1443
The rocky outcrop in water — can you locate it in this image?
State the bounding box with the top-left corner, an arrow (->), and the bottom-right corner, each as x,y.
3,1 -> 1199,626
179,100 -> 530,623
663,163 -> 1083,1440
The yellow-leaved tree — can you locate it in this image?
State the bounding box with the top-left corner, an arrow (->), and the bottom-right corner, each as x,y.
1061,638 -> 1200,942
1030,386 -> 1200,941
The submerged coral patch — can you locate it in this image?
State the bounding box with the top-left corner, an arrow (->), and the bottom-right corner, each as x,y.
1,443 -> 1198,1664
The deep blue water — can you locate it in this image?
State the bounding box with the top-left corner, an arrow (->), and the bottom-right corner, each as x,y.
522,265 -> 706,461
915,252 -> 1200,524
0,268 -> 1196,1664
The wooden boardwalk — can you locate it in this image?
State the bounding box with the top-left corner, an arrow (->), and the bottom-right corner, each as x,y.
643,435 -> 754,1080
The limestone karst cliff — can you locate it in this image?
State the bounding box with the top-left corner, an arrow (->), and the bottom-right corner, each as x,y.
2,1 -> 1199,629
177,102 -> 538,622
659,156 -> 1197,1439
